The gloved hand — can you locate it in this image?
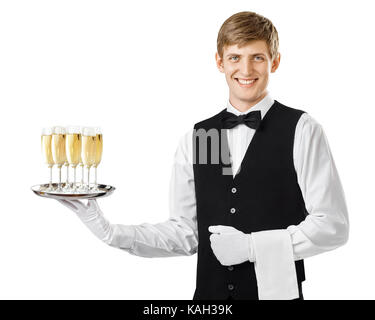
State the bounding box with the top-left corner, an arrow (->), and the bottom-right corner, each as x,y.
208,225 -> 255,266
57,199 -> 134,248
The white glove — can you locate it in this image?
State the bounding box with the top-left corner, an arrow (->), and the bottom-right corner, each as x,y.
208,225 -> 255,266
57,199 -> 135,248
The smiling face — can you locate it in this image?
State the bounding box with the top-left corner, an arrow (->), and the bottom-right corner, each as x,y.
215,40 -> 280,112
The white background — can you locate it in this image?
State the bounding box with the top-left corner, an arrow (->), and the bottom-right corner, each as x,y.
0,0 -> 373,300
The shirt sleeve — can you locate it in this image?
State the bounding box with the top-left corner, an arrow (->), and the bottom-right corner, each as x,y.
115,129 -> 199,258
287,113 -> 350,260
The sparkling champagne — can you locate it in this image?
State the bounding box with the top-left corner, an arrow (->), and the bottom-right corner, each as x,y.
82,135 -> 96,168
94,134 -> 103,167
66,133 -> 82,167
41,135 -> 54,167
52,133 -> 67,167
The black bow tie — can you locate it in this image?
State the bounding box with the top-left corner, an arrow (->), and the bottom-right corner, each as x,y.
221,110 -> 262,130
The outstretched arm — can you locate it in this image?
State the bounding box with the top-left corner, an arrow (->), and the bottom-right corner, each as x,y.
58,130 -> 199,258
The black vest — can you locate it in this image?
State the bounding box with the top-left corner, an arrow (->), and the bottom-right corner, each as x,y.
192,100 -> 307,300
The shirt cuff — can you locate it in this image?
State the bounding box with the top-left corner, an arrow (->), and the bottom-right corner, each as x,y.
251,230 -> 299,300
247,234 -> 255,262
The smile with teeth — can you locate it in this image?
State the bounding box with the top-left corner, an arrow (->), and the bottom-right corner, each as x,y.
236,78 -> 257,85
235,78 -> 258,86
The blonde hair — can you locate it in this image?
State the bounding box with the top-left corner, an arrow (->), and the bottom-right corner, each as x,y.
217,11 -> 279,61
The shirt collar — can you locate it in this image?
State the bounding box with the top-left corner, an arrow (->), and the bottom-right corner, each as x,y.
226,92 -> 275,119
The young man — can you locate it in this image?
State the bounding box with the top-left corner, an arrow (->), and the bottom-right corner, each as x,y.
58,11 -> 349,300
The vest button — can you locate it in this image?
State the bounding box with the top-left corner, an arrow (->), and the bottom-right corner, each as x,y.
227,266 -> 234,271
231,187 -> 237,194
228,284 -> 235,291
230,208 -> 236,214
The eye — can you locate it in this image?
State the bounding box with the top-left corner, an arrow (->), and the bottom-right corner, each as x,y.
230,56 -> 239,61
254,56 -> 264,61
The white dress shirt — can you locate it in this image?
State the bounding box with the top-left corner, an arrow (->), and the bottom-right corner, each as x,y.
108,92 -> 349,297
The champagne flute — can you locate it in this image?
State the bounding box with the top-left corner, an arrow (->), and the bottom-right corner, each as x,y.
82,127 -> 96,191
66,126 -> 82,192
93,127 -> 103,191
41,127 -> 54,191
51,126 -> 67,192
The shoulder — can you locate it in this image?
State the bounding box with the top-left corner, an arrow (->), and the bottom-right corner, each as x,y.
296,112 -> 324,137
274,100 -> 307,120
194,109 -> 226,130
275,100 -> 323,135
175,108 -> 227,165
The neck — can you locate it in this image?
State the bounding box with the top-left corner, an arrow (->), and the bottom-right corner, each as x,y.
229,92 -> 268,113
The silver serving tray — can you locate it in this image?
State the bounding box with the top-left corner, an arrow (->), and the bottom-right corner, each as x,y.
31,183 -> 115,200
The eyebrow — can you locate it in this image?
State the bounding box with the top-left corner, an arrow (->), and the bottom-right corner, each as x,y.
226,53 -> 266,58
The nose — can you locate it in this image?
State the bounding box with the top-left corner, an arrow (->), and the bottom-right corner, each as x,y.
240,59 -> 254,76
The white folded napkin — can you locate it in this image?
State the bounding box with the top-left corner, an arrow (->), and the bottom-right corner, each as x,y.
251,229 -> 299,300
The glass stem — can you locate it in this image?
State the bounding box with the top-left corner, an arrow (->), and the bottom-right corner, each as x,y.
74,167 -> 77,190
95,166 -> 97,186
49,166 -> 53,189
87,166 -> 91,190
66,165 -> 69,187
81,165 -> 84,185
58,166 -> 62,190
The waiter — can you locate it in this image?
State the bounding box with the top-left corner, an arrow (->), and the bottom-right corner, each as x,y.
58,11 -> 349,300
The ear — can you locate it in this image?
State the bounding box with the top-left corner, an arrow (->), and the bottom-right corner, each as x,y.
270,52 -> 281,73
215,52 -> 225,73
